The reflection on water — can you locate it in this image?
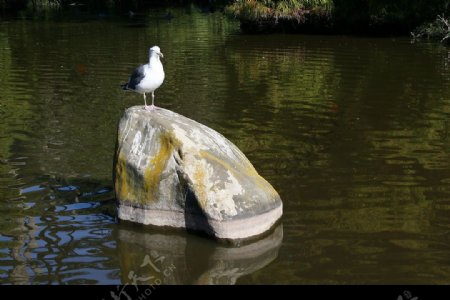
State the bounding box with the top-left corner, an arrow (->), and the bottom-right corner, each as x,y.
0,6 -> 450,284
116,224 -> 283,285
0,175 -> 117,284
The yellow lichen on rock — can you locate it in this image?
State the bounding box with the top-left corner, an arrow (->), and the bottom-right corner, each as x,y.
115,153 -> 132,202
144,131 -> 180,202
193,165 -> 208,210
199,150 -> 279,198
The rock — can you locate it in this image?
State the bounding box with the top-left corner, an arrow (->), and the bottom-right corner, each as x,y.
114,106 -> 282,240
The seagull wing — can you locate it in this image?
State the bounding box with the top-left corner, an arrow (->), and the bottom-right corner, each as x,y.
126,64 -> 146,90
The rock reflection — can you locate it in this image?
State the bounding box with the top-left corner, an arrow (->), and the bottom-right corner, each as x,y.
116,224 -> 283,285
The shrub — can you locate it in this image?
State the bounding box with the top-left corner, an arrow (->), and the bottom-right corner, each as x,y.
411,15 -> 450,44
225,0 -> 332,24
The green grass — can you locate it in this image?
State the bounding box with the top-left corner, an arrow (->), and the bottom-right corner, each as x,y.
225,0 -> 332,24
225,0 -> 450,34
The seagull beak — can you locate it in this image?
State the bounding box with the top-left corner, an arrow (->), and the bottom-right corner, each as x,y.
159,52 -> 164,58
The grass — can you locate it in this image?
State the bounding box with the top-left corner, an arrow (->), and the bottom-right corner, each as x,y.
225,0 -> 332,23
225,0 -> 450,35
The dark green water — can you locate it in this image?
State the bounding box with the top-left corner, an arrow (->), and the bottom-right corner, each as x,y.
1,7 -> 450,285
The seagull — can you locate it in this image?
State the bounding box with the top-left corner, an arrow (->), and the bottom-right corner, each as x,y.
121,46 -> 165,111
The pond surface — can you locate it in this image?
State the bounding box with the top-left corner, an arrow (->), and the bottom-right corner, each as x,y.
1,7 -> 450,285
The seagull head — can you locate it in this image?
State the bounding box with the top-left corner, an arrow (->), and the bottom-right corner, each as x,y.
150,46 -> 164,58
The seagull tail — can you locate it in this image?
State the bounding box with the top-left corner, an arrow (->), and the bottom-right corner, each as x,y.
120,83 -> 129,90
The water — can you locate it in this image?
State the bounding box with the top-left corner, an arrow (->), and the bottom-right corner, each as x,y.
1,7 -> 450,285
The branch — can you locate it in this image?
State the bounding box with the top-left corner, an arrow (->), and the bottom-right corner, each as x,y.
437,14 -> 450,31
442,33 -> 450,43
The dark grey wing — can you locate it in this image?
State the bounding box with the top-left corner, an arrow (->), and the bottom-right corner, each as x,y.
125,64 -> 146,90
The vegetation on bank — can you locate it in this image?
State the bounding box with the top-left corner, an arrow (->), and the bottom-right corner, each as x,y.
224,0 -> 332,32
225,0 -> 450,35
411,15 -> 450,44
1,0 -> 449,39
0,0 -> 228,16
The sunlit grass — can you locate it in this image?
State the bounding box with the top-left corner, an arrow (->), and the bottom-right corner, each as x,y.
225,0 -> 332,24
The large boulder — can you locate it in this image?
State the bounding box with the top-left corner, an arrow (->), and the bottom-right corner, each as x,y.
114,106 -> 282,240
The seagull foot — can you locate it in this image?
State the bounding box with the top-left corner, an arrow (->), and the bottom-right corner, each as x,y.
144,105 -> 158,111
144,104 -> 159,111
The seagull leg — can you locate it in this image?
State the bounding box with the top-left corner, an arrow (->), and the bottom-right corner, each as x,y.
150,92 -> 157,110
144,91 -> 157,111
143,93 -> 151,111
143,92 -> 156,111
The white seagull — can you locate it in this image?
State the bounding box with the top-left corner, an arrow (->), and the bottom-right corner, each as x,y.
122,46 -> 165,111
